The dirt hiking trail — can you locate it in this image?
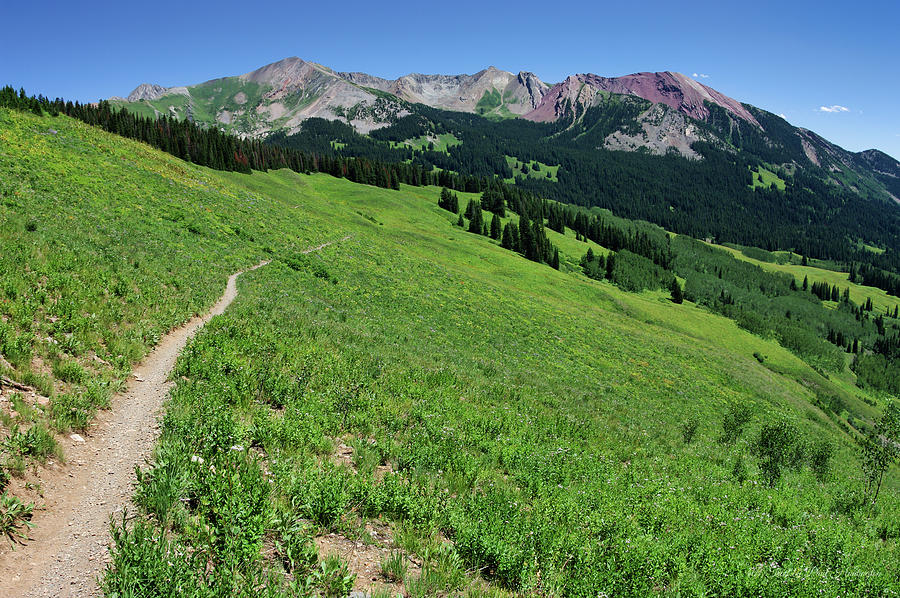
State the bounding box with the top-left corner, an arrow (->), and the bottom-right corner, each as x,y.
0,239 -> 344,597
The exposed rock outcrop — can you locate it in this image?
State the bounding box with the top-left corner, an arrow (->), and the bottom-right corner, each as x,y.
524,71 -> 759,126
126,83 -> 168,102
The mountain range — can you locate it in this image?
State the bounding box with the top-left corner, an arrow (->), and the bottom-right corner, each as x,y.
110,57 -> 900,213
111,56 -> 759,138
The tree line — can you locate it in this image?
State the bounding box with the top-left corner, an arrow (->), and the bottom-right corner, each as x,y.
438,188 -> 560,270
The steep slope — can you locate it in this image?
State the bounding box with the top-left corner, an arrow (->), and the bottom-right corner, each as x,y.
338,66 -> 548,117
524,71 -> 759,126
1,105 -> 898,597
855,148 -> 900,202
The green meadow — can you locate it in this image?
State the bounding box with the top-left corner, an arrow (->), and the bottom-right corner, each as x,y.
1,108 -> 898,596
748,165 -> 786,191
713,242 -> 900,315
391,133 -> 461,154
504,156 -> 559,183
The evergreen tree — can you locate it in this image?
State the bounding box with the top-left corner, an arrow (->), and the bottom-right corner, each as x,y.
456,213 -> 465,227
551,248 -> 560,270
490,213 -> 501,240
465,199 -> 477,220
501,223 -> 514,249
802,275 -> 809,291
670,278 -> 684,304
509,222 -> 520,252
438,187 -> 454,212
468,201 -> 484,234
519,214 -> 537,260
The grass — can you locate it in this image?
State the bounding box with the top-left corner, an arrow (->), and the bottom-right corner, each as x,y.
111,78 -> 269,135
0,105 -> 324,480
119,167 -> 899,595
712,242 -> 900,315
2,107 -> 899,594
503,155 -> 559,183
475,88 -> 502,115
749,165 -> 786,190
390,133 -> 461,154
380,551 -> 407,582
110,94 -> 191,121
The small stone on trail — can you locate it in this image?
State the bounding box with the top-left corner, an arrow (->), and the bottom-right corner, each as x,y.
70,433 -> 85,443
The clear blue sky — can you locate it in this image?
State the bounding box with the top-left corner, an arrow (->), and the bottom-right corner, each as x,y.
4,0 -> 898,159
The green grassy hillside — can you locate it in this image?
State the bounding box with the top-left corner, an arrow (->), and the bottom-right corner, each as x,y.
714,243 -> 900,315
1,108 -> 898,596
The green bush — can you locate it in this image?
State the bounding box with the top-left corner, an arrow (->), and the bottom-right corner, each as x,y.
281,252 -> 337,284
755,418 -> 799,486
721,402 -> 753,443
0,492 -> 34,544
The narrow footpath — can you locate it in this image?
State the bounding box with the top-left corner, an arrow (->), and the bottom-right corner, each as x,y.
1,236 -> 350,597
0,259 -> 272,597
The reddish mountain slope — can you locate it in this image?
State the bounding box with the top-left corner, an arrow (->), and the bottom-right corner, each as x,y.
525,71 -> 759,126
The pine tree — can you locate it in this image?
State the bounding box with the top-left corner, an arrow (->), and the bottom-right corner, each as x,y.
456,213 -> 465,227
468,202 -> 484,234
802,275 -> 809,291
501,223 -> 514,249
670,278 -> 684,304
438,187 -> 453,211
509,223 -> 520,252
551,248 -> 560,270
519,214 -> 537,260
490,214 -> 501,240
465,199 -> 477,220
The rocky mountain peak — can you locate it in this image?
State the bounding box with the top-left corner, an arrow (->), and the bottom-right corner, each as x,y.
524,71 -> 759,127
127,83 -> 168,102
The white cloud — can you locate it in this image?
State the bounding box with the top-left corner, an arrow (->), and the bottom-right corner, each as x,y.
777,113 -> 787,119
692,73 -> 710,78
818,105 -> 850,113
